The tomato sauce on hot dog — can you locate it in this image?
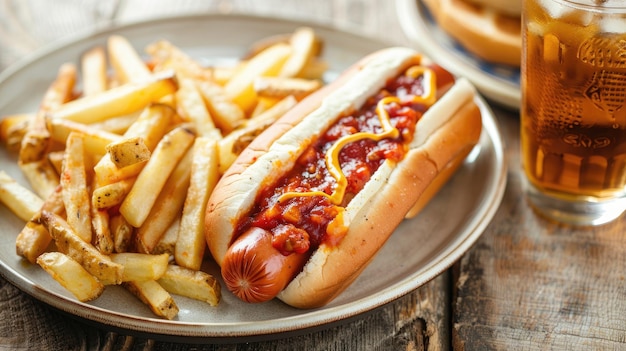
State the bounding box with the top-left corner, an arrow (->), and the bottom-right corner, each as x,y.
233,64 -> 452,257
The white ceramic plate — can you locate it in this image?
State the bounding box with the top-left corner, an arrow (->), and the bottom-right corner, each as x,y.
0,14 -> 506,341
397,0 -> 521,110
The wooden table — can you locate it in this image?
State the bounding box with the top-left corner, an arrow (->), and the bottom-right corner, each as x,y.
0,0 -> 624,350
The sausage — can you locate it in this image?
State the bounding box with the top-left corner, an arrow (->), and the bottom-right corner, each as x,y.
221,227 -> 309,303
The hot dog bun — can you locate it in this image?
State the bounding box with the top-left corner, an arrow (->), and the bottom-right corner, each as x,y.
467,0 -> 521,17
205,47 -> 482,308
423,0 -> 521,66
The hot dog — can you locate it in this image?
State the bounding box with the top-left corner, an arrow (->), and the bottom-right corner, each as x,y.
205,47 -> 482,308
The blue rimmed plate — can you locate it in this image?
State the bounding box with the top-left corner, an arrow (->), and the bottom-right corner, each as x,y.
397,0 -> 521,110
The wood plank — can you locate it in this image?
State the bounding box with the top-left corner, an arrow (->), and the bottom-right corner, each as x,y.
452,107 -> 626,350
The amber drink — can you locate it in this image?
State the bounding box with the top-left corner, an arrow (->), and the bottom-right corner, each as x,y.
521,0 -> 626,225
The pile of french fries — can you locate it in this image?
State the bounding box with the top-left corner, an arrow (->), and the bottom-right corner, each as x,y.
0,27 -> 327,319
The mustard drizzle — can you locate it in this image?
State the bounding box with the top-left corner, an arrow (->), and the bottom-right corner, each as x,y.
278,65 -> 437,206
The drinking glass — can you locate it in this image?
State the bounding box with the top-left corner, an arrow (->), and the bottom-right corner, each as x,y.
521,0 -> 626,225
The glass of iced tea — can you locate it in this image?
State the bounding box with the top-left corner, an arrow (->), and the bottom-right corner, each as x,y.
521,0 -> 626,225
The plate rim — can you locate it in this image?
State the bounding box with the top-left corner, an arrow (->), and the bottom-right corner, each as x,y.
396,0 -> 521,110
0,12 -> 507,340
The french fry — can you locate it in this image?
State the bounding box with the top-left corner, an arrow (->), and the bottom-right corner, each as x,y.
123,280 -> 178,320
18,159 -> 59,199
18,108 -> 51,162
110,252 -> 169,281
216,118 -> 273,174
145,40 -> 213,81
246,93 -> 299,126
81,46 -> 108,96
217,95 -> 298,173
48,118 -> 122,157
195,79 -> 245,134
210,64 -> 240,85
119,104 -> 177,149
153,215 -> 180,255
176,78 -> 222,139
41,211 -> 123,285
16,222 -> 53,264
60,132 -> 92,242
93,104 -> 174,186
110,213 -> 133,253
0,113 -> 31,151
91,178 -> 135,210
107,35 -> 152,84
253,76 -> 322,101
20,63 -> 77,163
87,111 -> 139,134
91,175 -> 113,255
105,136 -> 151,169
17,184 -> 64,264
0,171 -> 44,221
175,138 -> 218,270
224,43 -> 292,113
32,184 -> 66,220
298,58 -> 329,80
93,163 -> 141,195
50,70 -> 177,124
119,126 -> 195,228
243,27 -> 323,78
158,265 -> 221,306
243,33 -> 291,59
249,97 -> 277,117
135,148 -> 192,253
279,27 -> 319,78
47,151 -> 64,174
37,252 -> 105,302
92,206 -> 112,254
